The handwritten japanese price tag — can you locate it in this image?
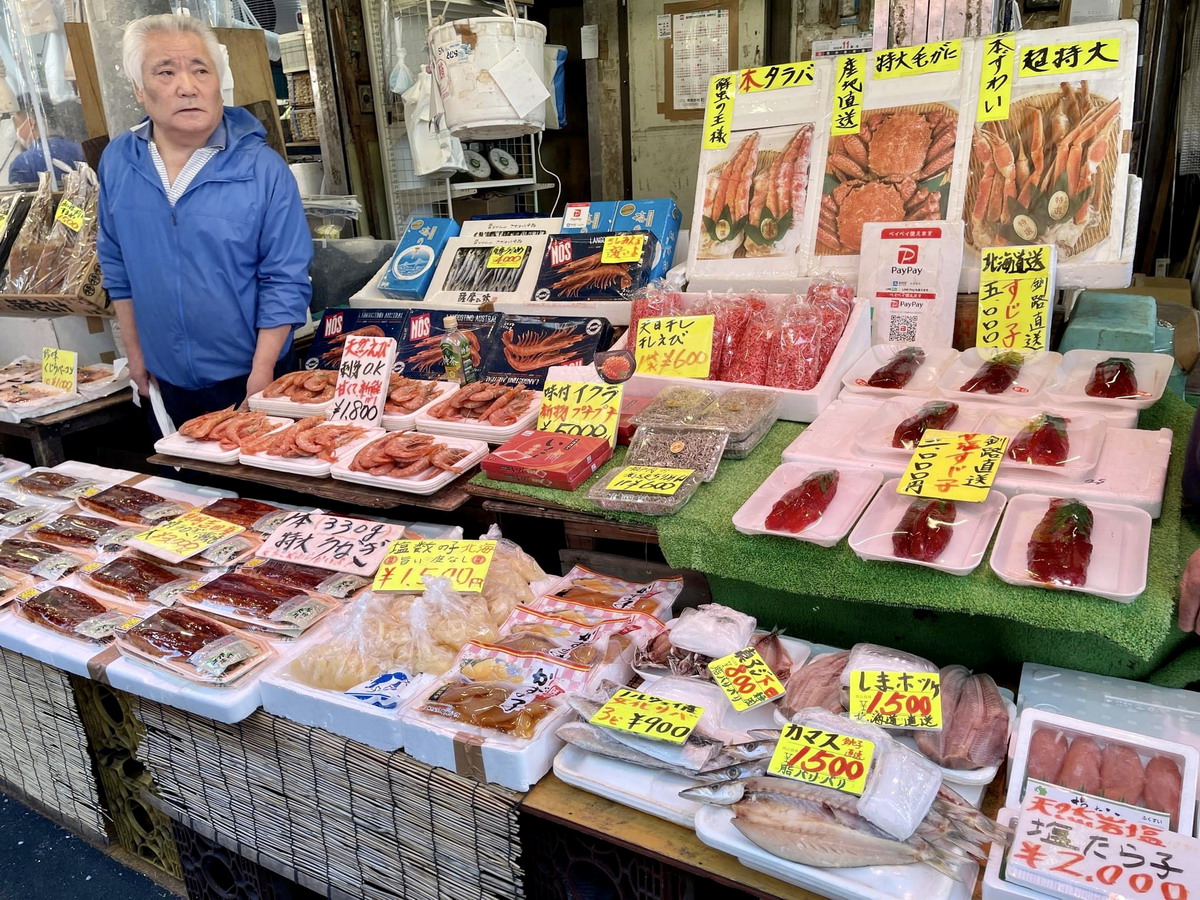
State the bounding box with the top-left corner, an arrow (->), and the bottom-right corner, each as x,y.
738,61 -> 814,93
605,465 -> 695,496
589,687 -> 703,745
601,234 -> 647,265
1018,38 -> 1120,77
703,71 -> 737,150
487,245 -> 528,269
54,199 -> 85,233
1007,791 -> 1198,900
978,245 -> 1055,352
978,32 -> 1016,121
634,315 -> 714,378
708,647 -> 785,712
328,334 -> 397,427
134,510 -> 245,561
538,380 -> 624,447
41,348 -> 77,393
260,511 -> 406,576
831,53 -> 865,136
872,39 -> 961,79
372,539 -> 496,593
768,724 -> 875,796
898,429 -> 1009,501
847,670 -> 943,730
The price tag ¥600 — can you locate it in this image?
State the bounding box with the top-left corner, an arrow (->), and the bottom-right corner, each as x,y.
605,465 -> 695,496
708,647 -> 786,712
487,245 -> 528,269
589,687 -> 704,745
537,380 -> 624,447
633,315 -> 714,378
134,510 -> 246,561
847,669 -> 944,730
41,347 -> 77,393
372,539 -> 497,593
601,234 -> 647,265
768,724 -> 875,795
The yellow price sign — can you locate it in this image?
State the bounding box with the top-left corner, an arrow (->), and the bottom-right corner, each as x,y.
54,199 -> 85,233
601,234 -> 647,265
0,214 -> 8,234
372,539 -> 496,593
978,245 -> 1054,352
978,32 -> 1017,121
738,61 -> 815,93
768,724 -> 875,796
1019,38 -> 1120,77
898,428 -> 1009,501
538,380 -> 624,447
708,647 -> 786,712
831,53 -> 866,136
872,39 -> 962,79
604,465 -> 695,497
847,670 -> 944,730
633,314 -> 714,378
134,510 -> 245,560
486,245 -> 528,269
41,347 -> 77,393
702,71 -> 738,150
589,687 -> 703,745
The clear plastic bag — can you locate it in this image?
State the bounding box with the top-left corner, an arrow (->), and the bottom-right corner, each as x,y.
5,172 -> 55,293
29,164 -> 99,295
722,302 -> 781,386
627,277 -> 685,349
668,603 -> 756,658
714,291 -> 763,382
767,292 -> 824,391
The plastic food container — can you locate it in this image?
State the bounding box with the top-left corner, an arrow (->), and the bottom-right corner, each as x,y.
692,389 -> 781,442
854,397 -> 991,461
733,464 -> 882,547
625,425 -> 730,482
632,385 -> 719,426
978,408 -> 1107,481
1042,349 -> 1174,411
936,349 -> 1061,404
587,470 -> 703,516
841,344 -> 960,398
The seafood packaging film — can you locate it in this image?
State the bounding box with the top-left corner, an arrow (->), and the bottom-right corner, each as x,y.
395,309 -> 502,381
482,315 -> 614,389
303,308 -> 412,370
960,21 -> 1138,290
376,216 -> 460,300
532,233 -> 659,302
424,234 -> 549,307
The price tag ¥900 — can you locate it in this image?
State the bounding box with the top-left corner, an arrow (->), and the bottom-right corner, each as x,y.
768,724 -> 875,795
589,687 -> 704,745
847,669 -> 943,730
708,647 -> 786,711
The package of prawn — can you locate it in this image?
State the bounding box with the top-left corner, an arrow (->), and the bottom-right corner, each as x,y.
542,565 -> 683,617
531,232 -> 659,302
393,309 -> 503,382
303,308 -> 412,371
480,430 -> 612,490
481,314 -> 615,389
686,63 -> 835,291
960,21 -> 1139,290
424,234 -> 549,308
813,40 -> 978,280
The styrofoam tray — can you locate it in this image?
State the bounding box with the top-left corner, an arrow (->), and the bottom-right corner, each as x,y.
1042,349 -> 1174,411
553,744 -> 704,828
413,402 -> 539,444
54,461 -> 140,482
0,459 -> 30,481
693,803 -> 978,900
848,479 -> 1008,576
239,428 -> 384,478
154,416 -> 292,464
733,463 -> 882,547
2,463 -> 128,504
381,381 -> 457,432
856,398 -> 991,460
330,436 -> 488,495
981,807 -> 1039,900
980,408 -> 1107,481
246,390 -> 333,419
937,350 -> 1061,405
0,601 -> 145,679
841,344 -> 960,398
988,493 -> 1151,602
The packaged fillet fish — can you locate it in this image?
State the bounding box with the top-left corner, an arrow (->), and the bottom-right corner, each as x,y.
411,677 -> 562,741
201,497 -> 293,534
16,585 -> 134,643
0,495 -> 58,531
78,556 -> 197,605
4,469 -> 104,501
913,665 -> 1010,770
116,607 -> 274,685
25,513 -> 138,554
0,538 -> 88,580
171,572 -> 335,638
452,642 -> 592,695
545,566 -> 684,616
524,596 -> 667,652
76,484 -> 191,526
840,642 -> 938,688
238,557 -> 371,600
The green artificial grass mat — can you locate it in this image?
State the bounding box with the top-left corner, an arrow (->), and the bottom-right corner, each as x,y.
472,392 -> 1197,674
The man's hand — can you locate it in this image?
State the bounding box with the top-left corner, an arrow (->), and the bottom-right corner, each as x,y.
128,355 -> 150,397
243,365 -> 276,404
1180,547 -> 1200,633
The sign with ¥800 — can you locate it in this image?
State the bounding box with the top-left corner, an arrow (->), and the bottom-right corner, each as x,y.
538,380 -> 623,447
708,647 -> 786,711
847,669 -> 944,730
767,724 -> 875,795
633,315 -> 714,378
589,688 -> 703,744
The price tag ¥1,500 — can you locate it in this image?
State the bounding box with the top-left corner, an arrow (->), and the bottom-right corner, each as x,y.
847,669 -> 944,730
768,724 -> 875,796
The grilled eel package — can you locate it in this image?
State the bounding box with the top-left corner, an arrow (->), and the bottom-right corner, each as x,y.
532,232 -> 659,302
480,315 -> 614,389
79,555 -> 207,605
166,572 -> 335,638
15,585 -> 135,643
115,607 -> 274,685
26,513 -> 138,553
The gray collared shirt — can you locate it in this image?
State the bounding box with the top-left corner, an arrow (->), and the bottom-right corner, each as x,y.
131,119 -> 227,207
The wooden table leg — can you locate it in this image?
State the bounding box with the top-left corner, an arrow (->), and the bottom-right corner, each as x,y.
29,430 -> 65,467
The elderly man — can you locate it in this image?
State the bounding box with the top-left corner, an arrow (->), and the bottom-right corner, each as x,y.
97,14 -> 311,432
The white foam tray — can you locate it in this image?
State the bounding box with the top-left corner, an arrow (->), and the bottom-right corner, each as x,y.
936,350 -> 1061,405
413,401 -> 539,445
855,398 -> 992,460
0,605 -> 138,679
841,345 -> 961,399
381,381 -> 457,432
978,408 -> 1108,482
330,436 -> 489,495
988,493 -> 1151,602
238,428 -> 384,478
1042,349 -> 1175,412
732,463 -> 882,547
0,459 -> 30,481
246,390 -> 333,419
154,416 -> 293,464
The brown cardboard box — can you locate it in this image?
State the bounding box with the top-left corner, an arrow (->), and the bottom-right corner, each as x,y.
0,258 -> 111,318
1122,275 -> 1194,309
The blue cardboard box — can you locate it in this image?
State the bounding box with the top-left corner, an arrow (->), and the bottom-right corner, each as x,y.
561,199 -> 681,281
378,217 -> 460,299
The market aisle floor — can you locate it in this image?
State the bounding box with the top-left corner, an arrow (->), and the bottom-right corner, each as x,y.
0,794 -> 178,899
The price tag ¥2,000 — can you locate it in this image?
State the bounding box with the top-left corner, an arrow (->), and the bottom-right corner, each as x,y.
372,539 -> 496,593
134,510 -> 246,561
41,347 -> 78,393
487,245 -> 528,269
589,687 -> 704,745
605,465 -> 695,496
538,380 -> 624,447
601,234 -> 646,265
768,724 -> 875,795
634,315 -> 714,379
847,670 -> 944,730
898,429 -> 1009,502
708,647 -> 786,712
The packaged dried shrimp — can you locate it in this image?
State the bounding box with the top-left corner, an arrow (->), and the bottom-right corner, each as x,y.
627,279 -> 684,347
722,304 -> 782,386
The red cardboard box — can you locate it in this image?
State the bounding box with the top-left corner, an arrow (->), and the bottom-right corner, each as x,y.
481,430 -> 613,491
617,394 -> 653,445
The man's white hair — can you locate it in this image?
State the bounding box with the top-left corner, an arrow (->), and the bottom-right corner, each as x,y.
122,14 -> 225,90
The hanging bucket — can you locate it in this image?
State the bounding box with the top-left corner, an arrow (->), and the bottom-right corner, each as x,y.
427,0 -> 547,140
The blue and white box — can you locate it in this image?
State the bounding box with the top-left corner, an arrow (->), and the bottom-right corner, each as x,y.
378,217 -> 460,300
560,199 -> 682,281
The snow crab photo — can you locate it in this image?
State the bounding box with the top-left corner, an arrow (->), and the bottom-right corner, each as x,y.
817,104 -> 958,256
964,81 -> 1120,257
697,123 -> 815,261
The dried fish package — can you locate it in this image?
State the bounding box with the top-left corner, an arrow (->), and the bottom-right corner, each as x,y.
625,424 -> 730,482
4,172 -> 55,292
545,566 -> 683,616
425,235 -> 548,306
26,513 -> 137,552
633,385 -> 719,426
692,389 -> 781,442
669,603 -> 756,659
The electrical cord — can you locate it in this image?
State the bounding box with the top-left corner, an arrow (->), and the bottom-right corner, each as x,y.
536,130 -> 561,216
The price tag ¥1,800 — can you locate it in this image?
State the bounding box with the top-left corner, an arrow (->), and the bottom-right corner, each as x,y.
708,647 -> 786,712
372,539 -> 497,593
538,380 -> 624,447
589,687 -> 704,745
847,669 -> 944,730
898,429 -> 1009,502
768,724 -> 875,795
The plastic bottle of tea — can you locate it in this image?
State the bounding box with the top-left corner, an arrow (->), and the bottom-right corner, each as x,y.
440,316 -> 478,385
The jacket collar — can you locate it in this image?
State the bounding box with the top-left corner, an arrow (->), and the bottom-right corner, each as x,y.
132,118 -> 227,151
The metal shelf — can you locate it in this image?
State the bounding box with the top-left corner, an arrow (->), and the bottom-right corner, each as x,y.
451,180 -> 554,199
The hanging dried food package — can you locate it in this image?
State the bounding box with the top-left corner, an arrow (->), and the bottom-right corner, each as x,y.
28,164 -> 99,294
961,21 -> 1138,289
4,172 -> 55,293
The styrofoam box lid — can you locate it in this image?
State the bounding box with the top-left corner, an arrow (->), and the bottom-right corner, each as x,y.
841,344 -> 960,398
0,459 -> 30,480
732,463 -> 883,547
1005,707 -> 1199,835
981,808 -> 1042,900
1042,349 -> 1175,411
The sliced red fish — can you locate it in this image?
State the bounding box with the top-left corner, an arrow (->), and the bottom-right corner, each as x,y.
1007,413 -> 1070,466
1085,357 -> 1138,399
765,470 -> 839,534
1027,498 -> 1093,587
959,351 -> 1024,394
867,347 -> 926,389
893,498 -> 956,563
892,401 -> 959,450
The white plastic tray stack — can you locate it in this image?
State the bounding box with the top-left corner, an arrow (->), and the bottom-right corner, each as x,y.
331,435 -> 490,495
239,427 -> 384,478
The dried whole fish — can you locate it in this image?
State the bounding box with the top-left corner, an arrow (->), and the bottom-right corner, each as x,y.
913,665 -> 1010,770
781,651 -> 849,718
555,721 -> 711,779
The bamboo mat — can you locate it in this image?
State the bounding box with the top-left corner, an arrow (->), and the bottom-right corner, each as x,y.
0,647 -> 108,842
134,701 -> 525,900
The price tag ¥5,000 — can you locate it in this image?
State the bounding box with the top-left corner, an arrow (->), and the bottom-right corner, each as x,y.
487,245 -> 528,269
41,347 -> 77,393
134,510 -> 246,561
589,687 -> 704,745
898,429 -> 1009,502
768,724 -> 875,796
538,380 -> 624,447
847,669 -> 943,730
601,234 -> 646,265
634,315 -> 714,379
372,539 -> 497,593
708,647 -> 786,712
605,465 -> 695,496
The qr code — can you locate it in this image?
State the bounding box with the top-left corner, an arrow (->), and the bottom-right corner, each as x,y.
888,315 -> 918,342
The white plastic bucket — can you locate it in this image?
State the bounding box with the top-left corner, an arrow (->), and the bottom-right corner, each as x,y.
428,16 -> 547,140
